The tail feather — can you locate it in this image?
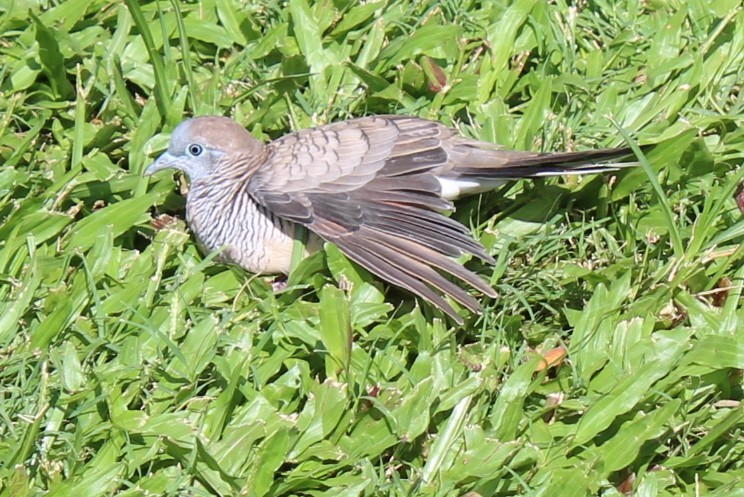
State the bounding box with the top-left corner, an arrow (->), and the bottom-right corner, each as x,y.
437,145 -> 642,200
452,146 -> 637,179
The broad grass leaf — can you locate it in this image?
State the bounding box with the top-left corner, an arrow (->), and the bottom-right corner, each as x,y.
492,186 -> 568,239
183,19 -> 234,47
140,413 -> 194,440
215,421 -> 285,480
5,115 -> 47,168
340,411 -> 397,459
569,271 -> 632,380
66,192 -> 157,251
346,63 -> 393,92
37,0 -> 94,30
354,20 -> 386,71
319,284 -> 352,376
443,426 -> 522,479
45,441 -> 123,497
376,24 -> 460,70
215,0 -> 248,45
6,52 -> 42,93
350,282 -> 391,328
31,12 -> 74,99
287,249 -> 327,287
331,2 -> 384,36
29,272 -> 89,350
0,257 -> 42,343
69,176 -> 144,201
597,399 -> 681,473
611,128 -> 696,202
248,428 -> 290,497
0,210 -> 73,247
513,76 -> 552,150
290,380 -> 348,459
677,336 -> 744,373
490,355 -> 543,440
477,0 -> 539,103
130,98 -> 163,176
289,0 -> 334,97
574,330 -> 690,446
539,467 -> 594,497
393,377 -> 434,440
326,242 -> 367,289
437,376 -> 483,412
168,315 -> 218,380
123,0 -> 171,118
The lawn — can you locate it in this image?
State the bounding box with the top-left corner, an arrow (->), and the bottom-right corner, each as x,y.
1,0 -> 744,495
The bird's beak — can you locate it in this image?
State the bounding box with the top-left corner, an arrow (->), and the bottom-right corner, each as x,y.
144,152 -> 177,176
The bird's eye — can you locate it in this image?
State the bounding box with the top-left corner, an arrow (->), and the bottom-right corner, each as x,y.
188,144 -> 203,156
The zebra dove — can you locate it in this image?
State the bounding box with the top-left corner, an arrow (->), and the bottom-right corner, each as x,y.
145,115 -> 636,322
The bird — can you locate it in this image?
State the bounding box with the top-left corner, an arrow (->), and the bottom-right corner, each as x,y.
145,115 -> 637,323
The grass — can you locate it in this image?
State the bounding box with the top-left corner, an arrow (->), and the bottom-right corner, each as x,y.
1,0 -> 744,495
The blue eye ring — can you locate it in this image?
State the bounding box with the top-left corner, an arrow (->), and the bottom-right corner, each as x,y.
188,144 -> 203,156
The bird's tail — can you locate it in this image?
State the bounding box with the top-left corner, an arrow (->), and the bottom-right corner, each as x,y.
453,146 -> 638,179
437,145 -> 641,199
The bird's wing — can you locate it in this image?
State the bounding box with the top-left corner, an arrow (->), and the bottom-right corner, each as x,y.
248,115 -> 496,321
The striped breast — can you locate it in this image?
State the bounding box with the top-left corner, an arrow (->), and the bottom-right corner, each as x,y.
185,178 -> 312,274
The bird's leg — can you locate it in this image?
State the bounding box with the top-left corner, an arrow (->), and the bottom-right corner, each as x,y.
271,274 -> 288,292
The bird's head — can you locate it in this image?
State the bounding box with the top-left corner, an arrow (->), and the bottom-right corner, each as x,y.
145,116 -> 263,181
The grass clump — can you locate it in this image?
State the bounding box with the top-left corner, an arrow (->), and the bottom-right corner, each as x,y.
1,1 -> 744,496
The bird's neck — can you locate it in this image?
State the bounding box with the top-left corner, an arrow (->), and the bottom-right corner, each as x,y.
185,177 -> 246,234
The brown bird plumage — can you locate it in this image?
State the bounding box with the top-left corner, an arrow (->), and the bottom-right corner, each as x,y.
145,115 -> 635,322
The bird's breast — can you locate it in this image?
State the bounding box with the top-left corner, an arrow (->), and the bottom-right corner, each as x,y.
185,186 -> 312,274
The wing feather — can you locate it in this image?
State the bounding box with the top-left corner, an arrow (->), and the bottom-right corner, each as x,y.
248,116 -> 494,322
247,114 -> 634,321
